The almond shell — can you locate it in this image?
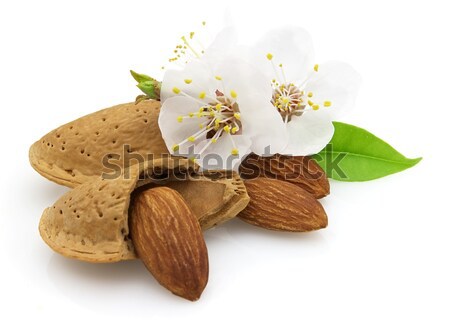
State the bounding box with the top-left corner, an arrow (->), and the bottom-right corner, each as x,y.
30,100 -> 168,188
39,158 -> 249,263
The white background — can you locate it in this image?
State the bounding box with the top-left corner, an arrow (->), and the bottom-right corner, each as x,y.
1,0 -> 448,322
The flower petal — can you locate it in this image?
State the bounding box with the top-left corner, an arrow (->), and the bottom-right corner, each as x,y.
304,61 -> 362,119
251,26 -> 315,83
212,58 -> 273,101
196,134 -> 252,170
282,112 -> 334,156
161,59 -> 215,103
158,96 -> 205,154
238,94 -> 288,155
202,26 -> 239,64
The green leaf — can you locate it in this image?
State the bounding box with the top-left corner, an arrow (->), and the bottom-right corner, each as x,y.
130,70 -> 161,100
137,80 -> 160,100
312,122 -> 422,181
130,70 -> 155,83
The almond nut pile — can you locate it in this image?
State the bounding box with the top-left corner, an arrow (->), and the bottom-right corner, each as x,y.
31,101 -> 329,301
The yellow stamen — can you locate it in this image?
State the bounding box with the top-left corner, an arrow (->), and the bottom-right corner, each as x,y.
215,75 -> 222,80
189,32 -> 195,39
177,116 -> 183,123
234,112 -> 241,120
231,148 -> 239,156
189,112 -> 194,117
202,21 -> 206,26
231,126 -> 238,134
184,79 -> 192,84
172,144 -> 179,152
224,125 -> 231,133
314,64 -> 319,72
230,90 -> 237,99
173,87 -> 181,94
199,91 -> 206,99
199,124 -> 204,129
211,138 -> 217,143
215,103 -> 222,110
188,136 -> 196,142
181,36 -> 200,58
307,92 -> 313,98
312,104 -> 320,111
308,100 -> 314,106
266,53 -> 273,60
324,101 -> 332,107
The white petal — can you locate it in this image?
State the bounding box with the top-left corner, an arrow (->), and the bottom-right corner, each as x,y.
202,26 -> 239,64
251,26 -> 315,83
197,134 -> 252,170
304,61 -> 362,119
238,94 -> 288,155
213,58 -> 273,101
158,96 -> 205,153
282,112 -> 334,156
160,59 -> 215,103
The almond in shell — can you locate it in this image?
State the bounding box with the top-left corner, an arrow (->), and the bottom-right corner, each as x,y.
39,158 -> 249,263
29,100 -> 168,188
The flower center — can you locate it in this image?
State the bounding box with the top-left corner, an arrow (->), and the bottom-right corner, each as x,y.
266,53 -> 333,122
271,83 -> 306,122
172,87 -> 242,158
205,90 -> 242,138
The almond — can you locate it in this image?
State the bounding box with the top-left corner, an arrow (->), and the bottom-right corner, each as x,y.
129,187 -> 208,301
239,178 -> 328,232
239,153 -> 330,198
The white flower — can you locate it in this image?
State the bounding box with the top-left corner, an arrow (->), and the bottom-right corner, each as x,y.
247,26 -> 362,156
159,58 -> 288,170
164,21 -> 238,70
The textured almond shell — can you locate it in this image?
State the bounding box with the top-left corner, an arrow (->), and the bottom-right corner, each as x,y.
39,160 -> 249,263
29,100 -> 168,188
